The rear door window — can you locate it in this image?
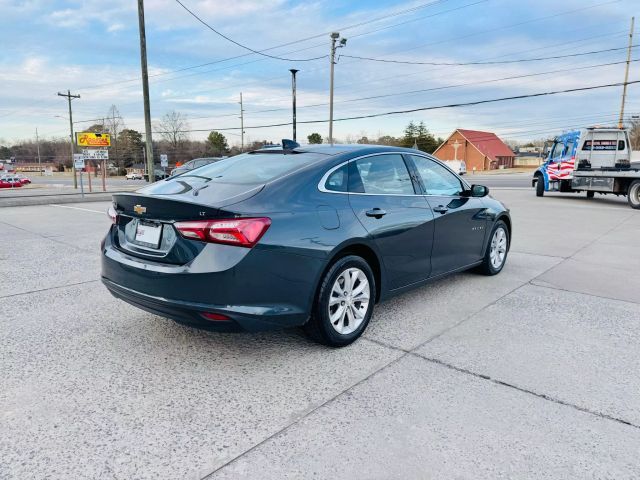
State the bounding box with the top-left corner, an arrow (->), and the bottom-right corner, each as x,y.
351,154 -> 415,195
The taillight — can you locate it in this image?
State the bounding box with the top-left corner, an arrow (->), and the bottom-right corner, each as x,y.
107,205 -> 117,224
174,217 -> 271,248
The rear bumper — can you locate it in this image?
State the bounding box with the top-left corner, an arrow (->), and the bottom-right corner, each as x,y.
101,228 -> 325,332
102,277 -> 307,332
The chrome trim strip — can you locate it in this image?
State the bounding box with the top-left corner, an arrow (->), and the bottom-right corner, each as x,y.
317,151 -> 471,197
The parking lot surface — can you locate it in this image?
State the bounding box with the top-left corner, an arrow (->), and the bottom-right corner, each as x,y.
1,189 -> 639,479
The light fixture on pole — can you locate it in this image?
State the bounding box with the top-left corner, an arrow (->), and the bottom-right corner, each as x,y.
289,69 -> 299,142
329,32 -> 347,146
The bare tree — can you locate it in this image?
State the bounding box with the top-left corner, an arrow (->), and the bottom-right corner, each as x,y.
105,105 -> 125,171
156,111 -> 190,154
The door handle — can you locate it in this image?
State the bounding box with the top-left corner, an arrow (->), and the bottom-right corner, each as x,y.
365,208 -> 387,219
433,205 -> 449,214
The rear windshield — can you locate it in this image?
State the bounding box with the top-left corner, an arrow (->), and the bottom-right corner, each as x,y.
175,152 -> 325,185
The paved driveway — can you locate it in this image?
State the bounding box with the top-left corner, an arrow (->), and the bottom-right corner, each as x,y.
1,190 -> 639,479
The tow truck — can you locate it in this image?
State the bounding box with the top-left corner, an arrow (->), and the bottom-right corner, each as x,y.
532,127 -> 640,209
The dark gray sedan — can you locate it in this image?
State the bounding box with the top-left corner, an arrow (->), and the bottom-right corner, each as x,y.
102,144 -> 510,346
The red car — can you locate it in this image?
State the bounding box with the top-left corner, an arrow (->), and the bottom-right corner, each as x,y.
16,174 -> 31,185
0,176 -> 23,188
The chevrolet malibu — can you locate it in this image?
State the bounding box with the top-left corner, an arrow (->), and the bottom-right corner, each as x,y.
102,144 -> 511,346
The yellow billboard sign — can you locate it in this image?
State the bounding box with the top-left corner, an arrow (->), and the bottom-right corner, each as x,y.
76,132 -> 111,147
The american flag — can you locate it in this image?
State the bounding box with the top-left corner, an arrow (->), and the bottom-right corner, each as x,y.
546,156 -> 575,180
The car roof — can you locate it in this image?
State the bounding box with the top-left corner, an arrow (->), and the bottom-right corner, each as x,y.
265,144 -> 425,156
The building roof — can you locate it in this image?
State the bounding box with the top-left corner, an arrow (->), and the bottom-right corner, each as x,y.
455,129 -> 515,161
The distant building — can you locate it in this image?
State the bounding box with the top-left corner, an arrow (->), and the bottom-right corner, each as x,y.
433,129 -> 516,171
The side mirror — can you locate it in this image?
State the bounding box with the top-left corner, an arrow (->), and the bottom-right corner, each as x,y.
469,184 -> 489,197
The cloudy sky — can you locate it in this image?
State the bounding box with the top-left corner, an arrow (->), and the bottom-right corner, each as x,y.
0,0 -> 638,146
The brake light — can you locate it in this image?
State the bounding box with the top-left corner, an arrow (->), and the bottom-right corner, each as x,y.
107,205 -> 117,224
174,217 -> 271,248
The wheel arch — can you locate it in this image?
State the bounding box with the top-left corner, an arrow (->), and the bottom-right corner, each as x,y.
496,214 -> 512,249
319,241 -> 383,305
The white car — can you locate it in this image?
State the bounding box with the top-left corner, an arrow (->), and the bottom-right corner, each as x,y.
126,172 -> 144,180
446,160 -> 467,175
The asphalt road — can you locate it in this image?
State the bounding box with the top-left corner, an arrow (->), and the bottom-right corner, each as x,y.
465,171 -> 532,188
1,189 -> 639,479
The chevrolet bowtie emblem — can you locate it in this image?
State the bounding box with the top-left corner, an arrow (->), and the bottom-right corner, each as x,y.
133,204 -> 146,214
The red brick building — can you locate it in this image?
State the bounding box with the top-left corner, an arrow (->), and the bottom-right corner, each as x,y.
433,129 -> 515,171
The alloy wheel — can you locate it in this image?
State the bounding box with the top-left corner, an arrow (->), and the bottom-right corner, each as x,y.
328,267 -> 370,335
489,227 -> 507,269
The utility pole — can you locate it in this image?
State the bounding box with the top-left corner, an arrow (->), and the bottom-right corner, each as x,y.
329,32 -> 347,145
289,69 -> 299,141
137,0 -> 154,182
619,16 -> 635,129
35,128 -> 42,176
57,90 -> 80,188
239,92 -> 245,152
112,108 -> 119,174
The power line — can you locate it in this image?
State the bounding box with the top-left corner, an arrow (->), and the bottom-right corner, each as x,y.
173,0 -> 327,62
153,79 -> 640,133
62,48 -> 637,131
204,58 -> 638,117
341,44 -> 638,66
150,28 -> 629,116
73,0 -> 455,91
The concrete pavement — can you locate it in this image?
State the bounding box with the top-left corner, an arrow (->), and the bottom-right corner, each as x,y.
1,190 -> 639,479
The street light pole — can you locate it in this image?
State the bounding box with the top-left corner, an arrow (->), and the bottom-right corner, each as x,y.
328,32 -> 346,146
57,90 -> 80,188
137,0 -> 155,182
289,69 -> 299,142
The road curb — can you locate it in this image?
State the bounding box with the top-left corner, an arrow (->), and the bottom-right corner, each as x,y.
0,192 -> 116,207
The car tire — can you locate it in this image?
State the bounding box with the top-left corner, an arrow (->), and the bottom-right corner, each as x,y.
586,191 -> 595,199
304,255 -> 376,347
535,174 -> 544,197
478,220 -> 509,276
628,180 -> 640,210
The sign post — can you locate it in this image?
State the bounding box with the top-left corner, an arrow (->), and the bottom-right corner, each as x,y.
82,149 -> 109,193
74,154 -> 85,198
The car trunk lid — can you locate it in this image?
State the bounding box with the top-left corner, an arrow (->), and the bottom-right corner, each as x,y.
110,177 -> 264,264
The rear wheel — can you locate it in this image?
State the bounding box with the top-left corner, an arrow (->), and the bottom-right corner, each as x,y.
478,220 -> 509,276
586,191 -> 595,199
535,175 -> 544,197
628,180 -> 640,210
305,255 -> 375,347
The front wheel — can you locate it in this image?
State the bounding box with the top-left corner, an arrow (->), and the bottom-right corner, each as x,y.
305,255 -> 375,347
586,191 -> 595,199
628,180 -> 640,210
478,220 -> 509,276
535,175 -> 544,197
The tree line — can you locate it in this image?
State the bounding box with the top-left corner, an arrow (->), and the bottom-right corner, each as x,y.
7,104 -> 637,172
306,121 -> 444,153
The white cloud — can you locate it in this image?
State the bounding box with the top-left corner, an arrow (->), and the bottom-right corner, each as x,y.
107,23 -> 125,33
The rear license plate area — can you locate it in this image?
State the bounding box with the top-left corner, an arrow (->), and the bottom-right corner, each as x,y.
134,220 -> 163,248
